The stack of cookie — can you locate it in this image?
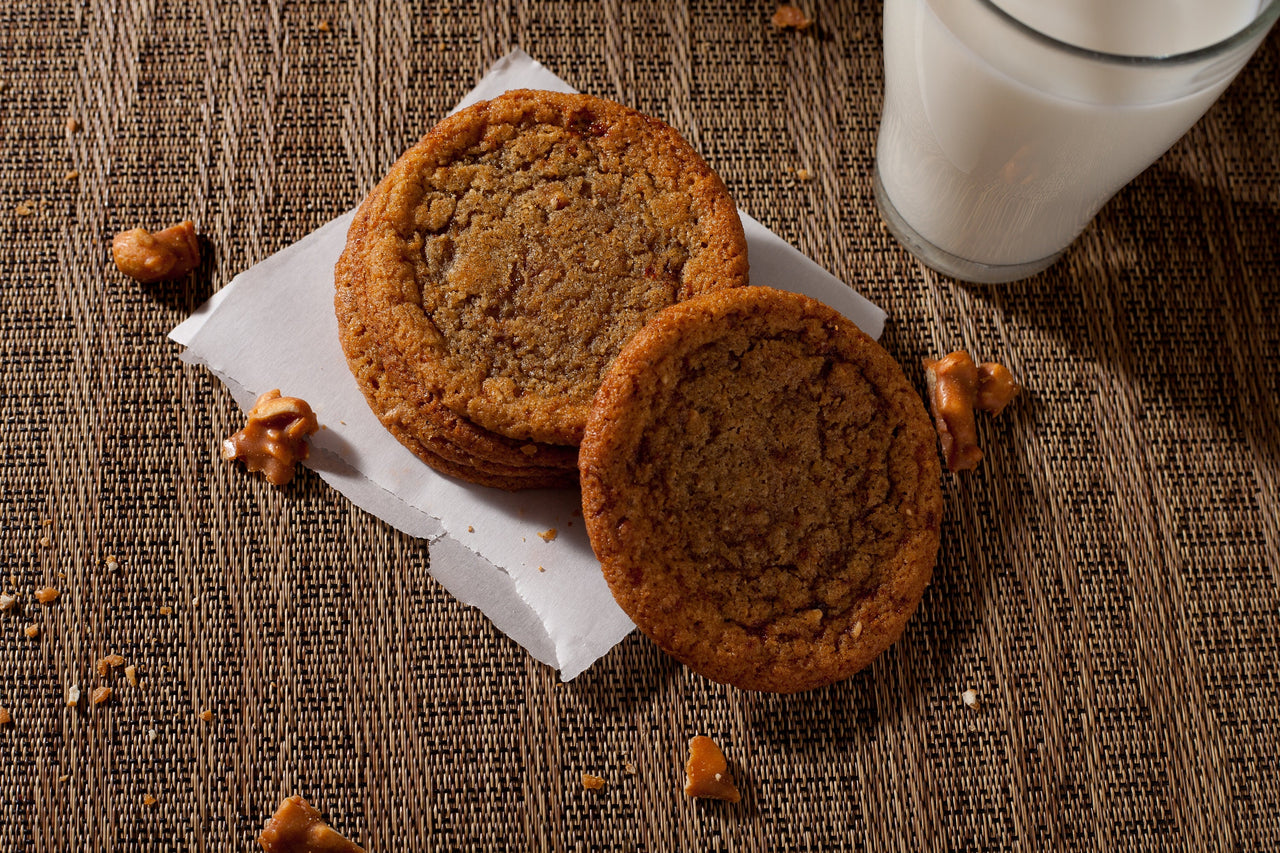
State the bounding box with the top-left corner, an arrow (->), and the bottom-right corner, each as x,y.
335,90 -> 749,489
338,90 -> 942,693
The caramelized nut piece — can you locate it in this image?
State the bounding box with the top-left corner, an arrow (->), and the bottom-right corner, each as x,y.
112,221 -> 201,283
222,390 -> 320,486
258,795 -> 365,853
924,352 -> 1021,472
976,362 -> 1021,415
924,352 -> 984,472
684,735 -> 741,803
772,4 -> 814,29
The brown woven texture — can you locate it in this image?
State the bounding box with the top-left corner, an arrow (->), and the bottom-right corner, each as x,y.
1,1 -> 1277,850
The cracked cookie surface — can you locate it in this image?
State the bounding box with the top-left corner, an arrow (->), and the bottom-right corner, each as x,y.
580,287 -> 942,693
336,89 -> 749,454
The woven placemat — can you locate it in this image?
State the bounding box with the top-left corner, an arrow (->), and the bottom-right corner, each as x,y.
2,1 -> 1277,849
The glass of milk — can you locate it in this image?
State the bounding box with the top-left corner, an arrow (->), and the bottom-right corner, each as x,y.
874,0 -> 1280,283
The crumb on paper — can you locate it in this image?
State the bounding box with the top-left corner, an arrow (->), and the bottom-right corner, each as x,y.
92,686 -> 112,706
772,4 -> 814,30
66,685 -> 81,707
0,707 -> 11,725
159,606 -> 172,616
126,664 -> 139,686
67,117 -> 82,133
795,167 -> 813,181
96,654 -> 126,678
258,794 -> 366,853
111,220 -> 201,283
24,624 -> 40,638
143,793 -> 157,807
537,528 -> 558,543
0,591 -> 17,611
581,773 -> 606,791
221,389 -> 320,486
537,566 -> 546,573
684,735 -> 741,803
962,688 -> 981,710
35,586 -> 59,604
200,709 -> 213,722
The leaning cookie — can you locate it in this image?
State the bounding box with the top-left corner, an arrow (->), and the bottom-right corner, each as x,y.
580,287 -> 943,693
336,88 -> 749,455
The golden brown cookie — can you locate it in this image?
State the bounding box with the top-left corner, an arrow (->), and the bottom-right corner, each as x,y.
335,88 -> 749,457
337,196 -> 579,483
580,287 -> 942,693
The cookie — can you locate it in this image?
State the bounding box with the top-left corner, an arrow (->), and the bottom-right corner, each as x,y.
335,88 -> 749,454
338,209 -> 579,481
580,287 -> 943,693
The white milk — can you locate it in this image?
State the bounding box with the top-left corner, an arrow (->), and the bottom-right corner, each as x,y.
876,0 -> 1263,272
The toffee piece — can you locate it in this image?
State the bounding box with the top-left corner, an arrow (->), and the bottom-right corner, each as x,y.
112,221 -> 201,283
258,796 -> 365,853
684,736 -> 741,803
581,287 -> 943,693
335,88 -> 749,466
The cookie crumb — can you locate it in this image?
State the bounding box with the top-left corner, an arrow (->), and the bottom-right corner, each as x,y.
467,525 -> 475,533
35,586 -> 59,604
143,793 -> 157,807
0,591 -> 17,611
537,566 -> 546,573
96,654 -> 126,678
624,761 -> 637,775
125,664 -> 139,686
105,554 -> 119,571
962,688 -> 981,710
581,773 -> 606,790
24,624 -> 40,638
318,19 -> 332,31
199,709 -> 213,722
16,201 -> 35,217
59,774 -> 70,783
0,707 -> 11,725
67,117 -> 82,133
38,535 -> 51,548
66,685 -> 82,707
159,606 -> 172,616
146,727 -> 157,741
64,169 -> 79,182
772,4 -> 814,30
684,736 -> 741,803
537,528 -> 558,542
91,686 -> 112,706
795,167 -> 813,181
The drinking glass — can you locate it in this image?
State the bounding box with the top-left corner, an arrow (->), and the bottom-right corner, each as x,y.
874,0 -> 1280,283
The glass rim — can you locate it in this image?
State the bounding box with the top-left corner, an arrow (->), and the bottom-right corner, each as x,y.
974,0 -> 1280,66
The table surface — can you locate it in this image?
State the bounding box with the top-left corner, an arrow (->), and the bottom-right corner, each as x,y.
2,2 -> 1278,850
